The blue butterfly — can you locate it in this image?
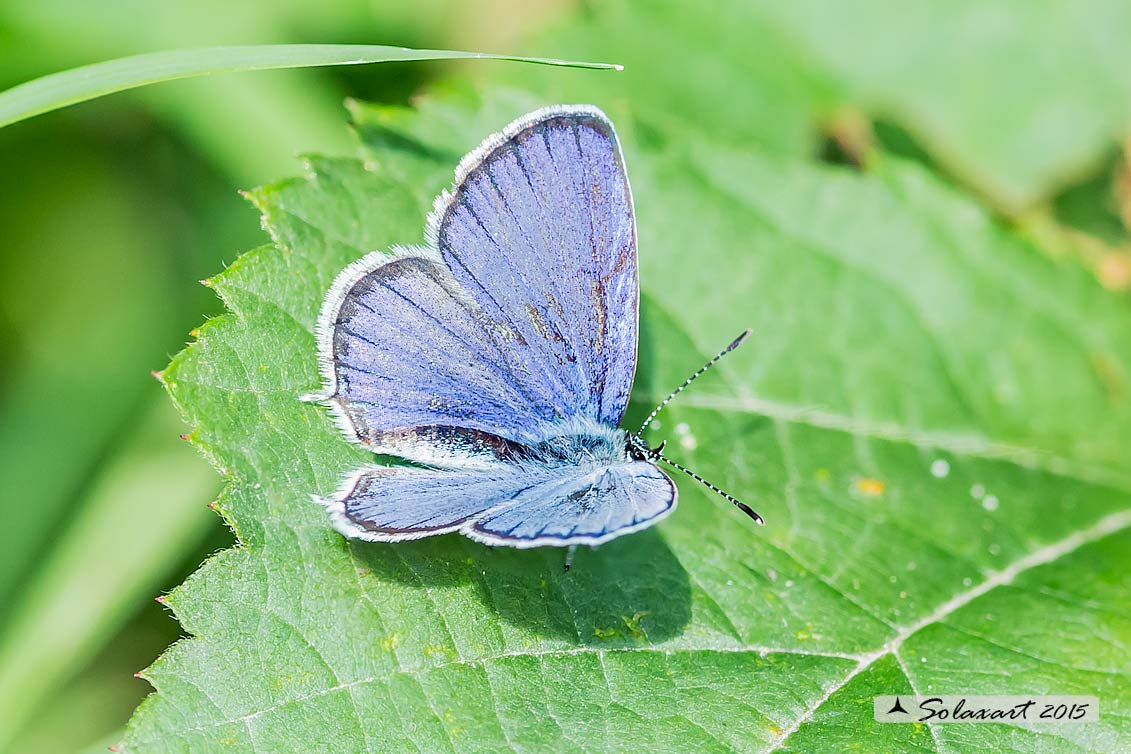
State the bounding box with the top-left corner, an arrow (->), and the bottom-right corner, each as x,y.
312,105 -> 761,554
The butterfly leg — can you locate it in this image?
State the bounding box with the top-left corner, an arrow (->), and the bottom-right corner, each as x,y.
563,545 -> 578,573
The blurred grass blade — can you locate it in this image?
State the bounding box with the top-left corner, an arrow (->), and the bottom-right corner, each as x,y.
0,397 -> 219,751
0,44 -> 620,128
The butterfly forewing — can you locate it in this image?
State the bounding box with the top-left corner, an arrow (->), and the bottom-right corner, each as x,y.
428,107 -> 638,427
466,462 -> 675,546
319,107 -> 639,454
322,253 -> 554,449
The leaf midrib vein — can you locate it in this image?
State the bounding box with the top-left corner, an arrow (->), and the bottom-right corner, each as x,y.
174,355 -> 1131,499
200,237 -> 1131,498
762,507 -> 1131,753
675,392 -> 1131,494
129,505 -> 1131,751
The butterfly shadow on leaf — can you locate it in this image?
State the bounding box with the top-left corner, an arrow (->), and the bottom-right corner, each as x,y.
337,296 -> 699,647
347,527 -> 691,646
318,105 -> 697,646
323,297 -> 707,647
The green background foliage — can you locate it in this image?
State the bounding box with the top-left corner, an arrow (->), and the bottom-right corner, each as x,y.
1,1 -> 1130,752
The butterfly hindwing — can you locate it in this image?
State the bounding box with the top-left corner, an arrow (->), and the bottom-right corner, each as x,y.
328,461 -> 675,547
467,461 -> 676,546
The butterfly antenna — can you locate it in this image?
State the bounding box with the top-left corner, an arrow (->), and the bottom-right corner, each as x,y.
655,454 -> 764,525
638,329 -> 751,433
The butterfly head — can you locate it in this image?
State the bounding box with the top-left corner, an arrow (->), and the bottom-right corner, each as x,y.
626,432 -> 665,462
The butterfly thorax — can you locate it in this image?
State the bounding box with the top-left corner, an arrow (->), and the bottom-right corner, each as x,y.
513,417 -> 635,468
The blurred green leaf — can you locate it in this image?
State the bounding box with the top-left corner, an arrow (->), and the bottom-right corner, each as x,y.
0,134 -> 206,621
1050,154 -> 1131,247
499,0 -> 1131,214
0,44 -> 618,128
0,2 -> 388,184
121,91 -> 1131,753
0,82 -> 257,754
747,0 -> 1131,212
0,397 -> 218,751
502,0 -> 837,159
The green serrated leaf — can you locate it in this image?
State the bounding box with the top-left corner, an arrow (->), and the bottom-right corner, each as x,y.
123,90 -> 1131,753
